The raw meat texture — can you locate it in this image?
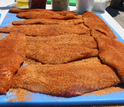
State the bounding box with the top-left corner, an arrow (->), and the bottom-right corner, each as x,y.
12,19 -> 84,25
11,57 -> 120,97
0,25 -> 90,36
26,43 -> 98,64
93,33 -> 124,83
26,34 -> 97,49
82,11 -> 116,39
0,32 -> 26,94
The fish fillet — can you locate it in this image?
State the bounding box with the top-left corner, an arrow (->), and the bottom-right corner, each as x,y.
9,8 -> 45,13
11,57 -> 120,97
26,34 -> 97,49
16,11 -> 79,20
82,11 -> 116,39
55,10 -> 78,16
91,29 -> 107,39
94,34 -> 124,83
0,32 -> 26,94
9,8 -> 78,16
0,25 -> 90,36
10,9 -> 64,17
12,19 -> 84,25
26,43 -> 98,64
9,9 -> 79,19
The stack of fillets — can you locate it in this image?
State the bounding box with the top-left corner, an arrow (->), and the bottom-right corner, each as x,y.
0,9 -> 123,97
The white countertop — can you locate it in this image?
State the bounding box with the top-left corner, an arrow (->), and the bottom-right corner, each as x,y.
0,2 -> 124,40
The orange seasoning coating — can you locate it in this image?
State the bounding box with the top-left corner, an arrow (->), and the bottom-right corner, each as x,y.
0,32 -> 26,94
8,88 -> 32,102
11,57 -> 120,97
93,34 -> 124,83
82,11 -> 116,39
0,25 -> 90,36
26,43 -> 98,64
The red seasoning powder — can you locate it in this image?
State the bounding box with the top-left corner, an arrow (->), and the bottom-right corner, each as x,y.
8,86 -> 124,102
84,86 -> 124,96
8,88 -> 33,102
0,33 -> 4,39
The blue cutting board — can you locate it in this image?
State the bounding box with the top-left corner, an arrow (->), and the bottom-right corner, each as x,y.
0,11 -> 124,106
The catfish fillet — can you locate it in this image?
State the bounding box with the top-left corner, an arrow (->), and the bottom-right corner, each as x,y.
11,57 -> 120,97
12,19 -> 84,25
0,25 -> 90,36
0,32 -> 26,94
9,8 -> 78,16
16,11 -> 79,20
9,8 -> 46,13
9,8 -> 79,20
82,11 -> 116,39
26,44 -> 98,64
94,34 -> 124,83
26,34 -> 97,49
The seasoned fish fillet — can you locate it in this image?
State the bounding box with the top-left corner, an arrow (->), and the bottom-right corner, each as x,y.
0,25 -> 90,36
82,11 -> 116,39
91,29 -> 107,39
17,11 -> 79,20
26,43 -> 98,64
9,8 -> 78,16
0,32 -> 26,94
9,9 -> 63,17
9,8 -> 45,13
12,19 -> 84,25
55,10 -> 78,16
93,33 -> 124,82
9,9 -> 79,19
26,34 -> 97,49
11,57 -> 120,97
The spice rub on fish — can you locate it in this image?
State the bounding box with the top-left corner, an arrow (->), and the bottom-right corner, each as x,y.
26,34 -> 97,49
17,11 -> 79,20
11,57 -> 120,97
55,10 -> 78,16
12,19 -> 84,25
26,43 -> 98,64
9,8 -> 79,20
93,33 -> 124,83
9,8 -> 78,16
82,11 -> 116,39
0,32 -> 26,94
0,25 -> 90,36
9,8 -> 44,13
